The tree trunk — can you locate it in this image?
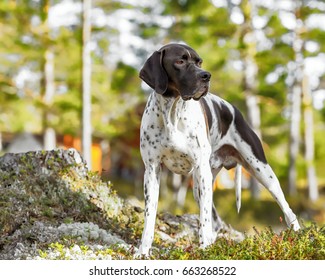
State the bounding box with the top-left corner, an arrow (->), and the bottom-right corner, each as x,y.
288,85 -> 301,196
244,65 -> 261,199
81,0 -> 92,169
240,0 -> 261,199
288,2 -> 304,196
43,49 -> 56,150
40,0 -> 56,150
302,75 -> 318,201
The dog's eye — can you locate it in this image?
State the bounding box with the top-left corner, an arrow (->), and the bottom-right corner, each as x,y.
175,60 -> 184,65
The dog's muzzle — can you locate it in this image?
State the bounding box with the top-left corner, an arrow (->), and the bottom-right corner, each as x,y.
182,83 -> 210,101
181,70 -> 211,101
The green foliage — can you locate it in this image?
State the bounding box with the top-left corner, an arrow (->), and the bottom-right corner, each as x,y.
78,224 -> 325,260
0,0 -> 146,139
113,224 -> 324,260
201,225 -> 323,260
1,0 -> 324,157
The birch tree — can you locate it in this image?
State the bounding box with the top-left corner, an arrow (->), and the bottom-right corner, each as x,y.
81,0 -> 92,169
288,0 -> 318,200
288,3 -> 303,195
302,75 -> 318,201
41,0 -> 56,150
238,0 -> 261,198
43,49 -> 56,150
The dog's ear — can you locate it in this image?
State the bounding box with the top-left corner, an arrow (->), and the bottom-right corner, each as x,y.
139,50 -> 168,95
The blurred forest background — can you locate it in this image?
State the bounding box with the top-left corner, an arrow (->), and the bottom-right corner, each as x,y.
1,0 -> 325,231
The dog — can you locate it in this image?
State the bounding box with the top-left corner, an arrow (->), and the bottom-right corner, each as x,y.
136,43 -> 300,256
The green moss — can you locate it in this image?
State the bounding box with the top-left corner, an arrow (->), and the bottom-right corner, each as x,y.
83,224 -> 324,260
147,224 -> 325,260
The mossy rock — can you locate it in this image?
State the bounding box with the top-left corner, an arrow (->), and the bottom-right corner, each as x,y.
1,149 -> 322,260
0,149 -> 125,259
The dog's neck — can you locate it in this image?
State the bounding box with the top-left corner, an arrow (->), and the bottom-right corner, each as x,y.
154,92 -> 200,171
163,87 -> 180,98
156,93 -> 188,129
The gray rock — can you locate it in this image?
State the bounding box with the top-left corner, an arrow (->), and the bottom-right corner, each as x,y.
0,148 -> 243,260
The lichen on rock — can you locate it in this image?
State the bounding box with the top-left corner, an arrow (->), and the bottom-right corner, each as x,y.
0,148 -> 125,259
0,148 -> 243,260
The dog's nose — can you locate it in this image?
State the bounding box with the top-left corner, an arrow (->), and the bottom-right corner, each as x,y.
200,71 -> 211,82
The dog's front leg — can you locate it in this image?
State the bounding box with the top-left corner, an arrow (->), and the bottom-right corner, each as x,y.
136,163 -> 161,257
193,162 -> 214,249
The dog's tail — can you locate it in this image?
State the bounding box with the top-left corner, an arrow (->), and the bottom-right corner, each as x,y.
235,164 -> 242,213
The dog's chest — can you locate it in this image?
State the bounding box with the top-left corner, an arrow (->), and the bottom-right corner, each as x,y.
160,121 -> 200,175
141,94 -> 210,175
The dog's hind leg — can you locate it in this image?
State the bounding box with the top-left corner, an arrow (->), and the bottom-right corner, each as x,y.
230,105 -> 300,230
251,163 -> 300,230
210,166 -> 226,231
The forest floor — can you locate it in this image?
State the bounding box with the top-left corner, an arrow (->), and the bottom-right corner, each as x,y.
0,149 -> 324,260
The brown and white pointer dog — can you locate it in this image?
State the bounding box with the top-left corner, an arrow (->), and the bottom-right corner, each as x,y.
136,43 -> 300,256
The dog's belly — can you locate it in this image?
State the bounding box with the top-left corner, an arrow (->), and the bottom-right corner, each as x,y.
162,150 -> 193,175
162,148 -> 194,175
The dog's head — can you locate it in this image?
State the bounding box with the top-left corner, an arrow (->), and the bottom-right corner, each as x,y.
139,43 -> 211,101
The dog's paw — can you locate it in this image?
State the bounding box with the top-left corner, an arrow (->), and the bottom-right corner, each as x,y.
285,215 -> 301,231
291,219 -> 301,231
134,247 -> 150,259
199,234 -> 215,249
